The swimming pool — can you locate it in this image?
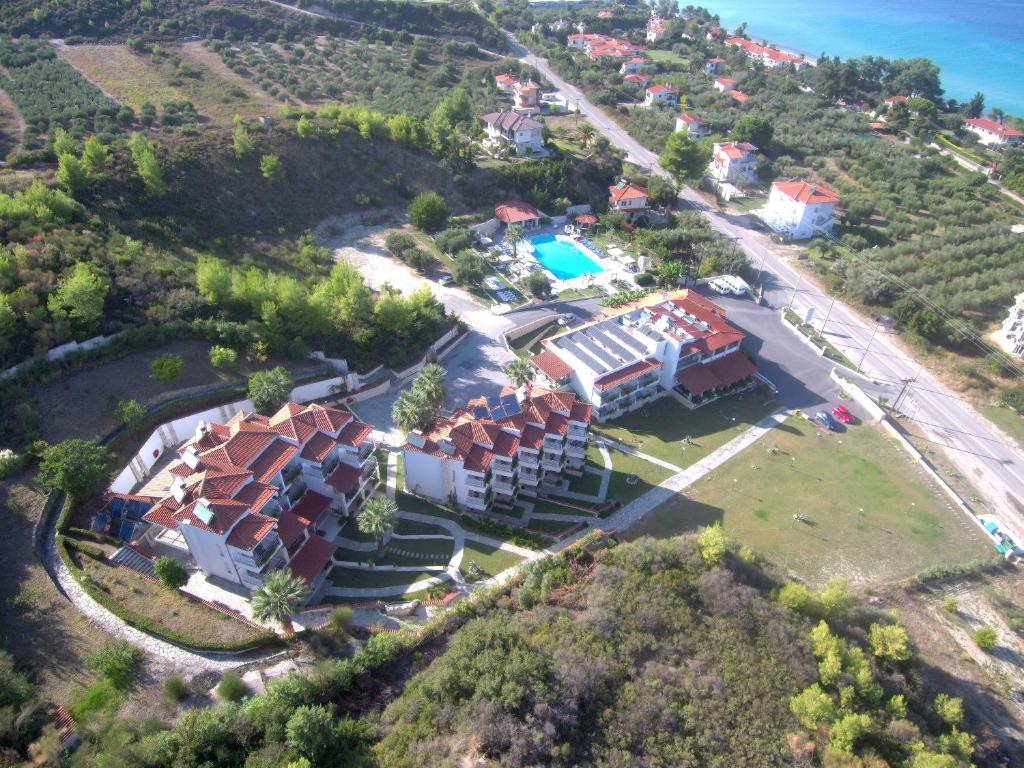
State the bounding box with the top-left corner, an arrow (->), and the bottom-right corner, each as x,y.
528,235 -> 605,280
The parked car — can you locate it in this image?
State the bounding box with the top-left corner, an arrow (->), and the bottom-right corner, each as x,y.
708,277 -> 732,295
557,312 -> 575,326
815,410 -> 837,431
438,275 -> 454,286
832,405 -> 854,424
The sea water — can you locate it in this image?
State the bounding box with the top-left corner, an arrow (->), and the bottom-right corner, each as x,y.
701,0 -> 1024,115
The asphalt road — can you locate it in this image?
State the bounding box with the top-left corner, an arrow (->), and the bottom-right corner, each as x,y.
510,35 -> 1024,531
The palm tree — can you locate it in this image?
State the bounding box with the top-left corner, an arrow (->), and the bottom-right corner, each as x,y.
505,223 -> 524,259
251,569 -> 309,637
359,497 -> 398,554
392,389 -> 430,434
505,358 -> 535,389
415,363 -> 447,410
578,124 -> 595,148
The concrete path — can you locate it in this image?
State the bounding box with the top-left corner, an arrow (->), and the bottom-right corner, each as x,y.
385,451 -> 398,499
597,444 -> 613,498
593,435 -> 683,472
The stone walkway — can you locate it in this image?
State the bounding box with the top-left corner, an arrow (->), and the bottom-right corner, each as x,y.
593,435 -> 683,472
385,450 -> 398,499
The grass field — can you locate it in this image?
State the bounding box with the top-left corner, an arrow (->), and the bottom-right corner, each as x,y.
567,465 -> 605,496
459,540 -> 526,577
592,443 -> 675,504
329,567 -> 441,589
59,44 -> 277,125
527,518 -> 579,535
393,518 -> 450,536
627,417 -> 993,586
981,404 -> 1024,449
645,49 -> 689,67
382,537 -> 454,566
594,396 -> 776,469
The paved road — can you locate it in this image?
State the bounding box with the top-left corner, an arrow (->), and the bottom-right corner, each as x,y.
510,34 -> 1024,533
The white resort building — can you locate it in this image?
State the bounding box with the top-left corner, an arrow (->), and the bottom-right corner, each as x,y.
115,401 -> 379,599
532,290 -> 756,418
402,388 -> 592,512
761,179 -> 840,240
963,117 -> 1024,147
999,292 -> 1024,358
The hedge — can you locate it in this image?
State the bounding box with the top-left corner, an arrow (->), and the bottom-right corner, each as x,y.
57,533 -> 281,653
458,513 -> 544,549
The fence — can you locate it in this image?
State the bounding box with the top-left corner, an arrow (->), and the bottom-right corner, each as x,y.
0,332 -> 125,381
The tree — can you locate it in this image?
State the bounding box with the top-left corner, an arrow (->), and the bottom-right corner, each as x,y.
973,626 -> 997,650
359,497 -> 398,553
730,114 -> 774,148
524,270 -> 552,298
385,232 -> 419,260
392,389 -> 432,433
933,693 -> 963,728
154,556 -> 189,589
38,440 -> 114,503
233,118 -> 254,157
128,132 -> 166,196
296,114 -> 315,139
789,684 -> 836,729
505,358 -> 534,389
828,712 -> 872,754
150,353 -> 184,385
452,249 -> 485,285
260,154 -> 284,183
409,192 -> 449,232
963,91 -> 985,119
505,223 -> 524,258
248,366 -> 294,412
52,127 -> 76,156
209,345 -> 238,369
414,364 -> 447,410
697,523 -> 728,564
657,260 -> 684,287
56,153 -> 89,196
115,399 -> 145,431
661,132 -> 712,183
286,705 -> 336,765
251,569 -> 310,637
81,135 -> 110,175
868,622 -> 912,662
0,294 -> 16,341
47,262 -> 107,335
85,641 -> 142,689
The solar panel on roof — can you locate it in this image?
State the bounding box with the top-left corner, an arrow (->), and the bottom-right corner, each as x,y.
490,406 -> 507,419
473,406 -> 489,419
486,395 -> 502,408
195,503 -> 215,526
505,400 -> 522,416
501,394 -> 517,406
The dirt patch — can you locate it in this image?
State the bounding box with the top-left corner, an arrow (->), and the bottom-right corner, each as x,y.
0,476 -> 109,705
27,339 -> 322,444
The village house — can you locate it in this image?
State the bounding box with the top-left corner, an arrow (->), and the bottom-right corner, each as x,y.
495,200 -> 542,230
729,91 -> 750,104
724,37 -> 809,69
532,290 -> 756,416
964,117 -> 1024,147
704,57 -> 726,74
707,141 -> 758,183
123,402 -> 379,600
494,73 -> 520,93
998,292 -> 1024,358
644,84 -> 679,108
608,179 -> 650,221
713,77 -> 736,92
623,73 -> 651,88
512,80 -> 542,113
620,56 -> 653,74
762,179 -> 840,240
646,17 -> 669,43
480,111 -> 544,156
675,113 -> 710,138
402,388 -> 592,511
705,24 -> 724,41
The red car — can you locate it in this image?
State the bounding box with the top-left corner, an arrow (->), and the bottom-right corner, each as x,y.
832,405 -> 854,424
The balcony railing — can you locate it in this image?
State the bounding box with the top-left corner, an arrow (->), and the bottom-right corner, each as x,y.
358,441 -> 375,462
282,462 -> 301,483
464,475 -> 486,490
361,457 -> 378,479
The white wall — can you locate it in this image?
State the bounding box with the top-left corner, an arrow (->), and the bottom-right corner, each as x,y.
0,332 -> 125,381
403,450 -> 449,500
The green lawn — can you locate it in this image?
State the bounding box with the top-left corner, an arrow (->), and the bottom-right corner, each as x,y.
567,465 -> 604,496
628,417 -> 993,586
328,567 -> 442,589
981,404 -> 1024,449
591,443 -> 674,504
459,540 -> 527,577
395,492 -> 463,524
381,537 -> 454,566
393,518 -> 450,536
530,497 -> 594,516
336,519 -> 376,544
645,49 -> 688,67
594,396 -> 776,469
527,518 -> 579,535
731,196 -> 766,213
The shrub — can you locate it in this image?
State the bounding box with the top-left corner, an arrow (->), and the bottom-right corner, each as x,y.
941,596 -> 958,613
933,693 -> 964,728
260,154 -> 284,183
217,670 -> 248,702
164,675 -> 189,704
697,523 -> 727,565
409,192 -> 448,232
868,622 -> 913,662
248,366 -> 294,412
150,353 -> 184,384
154,556 -> 189,589
85,641 -> 143,689
70,678 -> 124,721
38,440 -> 115,503
209,345 -> 238,369
115,399 -> 145,431
328,606 -> 353,635
973,626 -> 997,650
463,561 -> 486,582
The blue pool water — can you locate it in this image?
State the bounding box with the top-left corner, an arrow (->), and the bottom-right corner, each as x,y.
529,235 -> 605,280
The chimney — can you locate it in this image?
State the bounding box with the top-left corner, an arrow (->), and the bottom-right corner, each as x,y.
193,420 -> 207,442
182,446 -> 200,470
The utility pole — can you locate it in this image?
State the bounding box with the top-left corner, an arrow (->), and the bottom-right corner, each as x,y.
893,377 -> 914,412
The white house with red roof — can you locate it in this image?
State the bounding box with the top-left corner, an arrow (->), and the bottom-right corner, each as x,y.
532,290 -> 755,415
644,84 -> 679,107
964,117 -> 1024,147
763,179 -> 841,240
512,80 -> 542,114
480,110 -> 544,155
708,141 -> 758,183
494,73 -> 520,93
620,56 -> 652,75
129,401 -> 378,597
646,17 -> 669,43
675,113 -> 709,138
402,388 -> 592,511
704,57 -> 725,74
724,37 -> 809,69
713,77 -> 736,93
623,73 -> 651,88
494,200 -> 542,229
608,179 -> 650,222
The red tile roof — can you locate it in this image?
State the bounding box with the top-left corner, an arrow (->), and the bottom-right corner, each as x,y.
279,491 -> 331,547
226,512 -> 276,550
463,443 -> 494,473
677,113 -> 702,123
570,401 -> 592,423
288,534 -> 335,584
772,179 -> 840,205
647,84 -> 677,95
247,440 -> 299,484
175,497 -> 250,534
675,362 -> 721,395
495,73 -> 519,85
965,117 -> 1024,137
326,463 -> 362,495
533,350 -> 572,382
545,412 -> 570,436
594,358 -> 660,391
300,431 -> 336,462
491,430 -> 519,458
520,424 -> 546,450
338,420 -> 373,447
676,351 -> 756,395
609,181 -> 649,204
729,91 -> 749,103
715,77 -> 736,87
233,481 -> 278,514
495,200 -> 541,224
715,141 -> 757,160
289,490 -> 333,523
623,74 -> 650,86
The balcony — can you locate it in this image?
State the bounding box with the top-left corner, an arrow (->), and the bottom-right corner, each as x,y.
360,456 -> 378,480
464,474 -> 487,490
492,475 -> 518,494
519,451 -> 539,468
286,480 -> 307,504
566,440 -> 586,457
282,462 -> 302,484
357,441 -> 375,462
541,457 -> 564,472
492,456 -> 517,474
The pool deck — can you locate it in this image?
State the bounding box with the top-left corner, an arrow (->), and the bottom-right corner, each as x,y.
515,228 -> 637,293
